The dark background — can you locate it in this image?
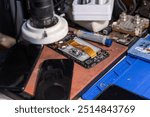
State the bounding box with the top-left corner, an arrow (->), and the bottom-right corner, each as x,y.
0,0 -> 14,37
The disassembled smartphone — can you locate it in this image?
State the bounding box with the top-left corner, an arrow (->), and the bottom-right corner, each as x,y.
49,35 -> 109,69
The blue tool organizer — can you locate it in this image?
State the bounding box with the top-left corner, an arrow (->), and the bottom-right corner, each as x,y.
82,35 -> 150,100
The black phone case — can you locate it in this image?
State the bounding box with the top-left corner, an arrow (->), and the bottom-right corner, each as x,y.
0,43 -> 42,91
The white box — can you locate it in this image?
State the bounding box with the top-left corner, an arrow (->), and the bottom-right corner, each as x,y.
72,0 -> 114,21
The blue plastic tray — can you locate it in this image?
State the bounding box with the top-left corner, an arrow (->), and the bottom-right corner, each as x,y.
128,34 -> 150,62
82,56 -> 150,100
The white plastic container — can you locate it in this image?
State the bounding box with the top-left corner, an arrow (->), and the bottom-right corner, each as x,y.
72,0 -> 114,21
75,20 -> 109,32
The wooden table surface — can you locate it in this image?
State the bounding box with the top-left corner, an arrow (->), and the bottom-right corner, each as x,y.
24,42 -> 128,99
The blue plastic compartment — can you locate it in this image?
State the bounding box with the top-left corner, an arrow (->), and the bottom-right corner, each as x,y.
128,34 -> 150,62
82,56 -> 150,100
115,58 -> 150,99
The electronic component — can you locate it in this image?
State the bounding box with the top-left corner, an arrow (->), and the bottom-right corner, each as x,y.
109,32 -> 138,46
68,39 -> 97,58
49,36 -> 109,68
72,0 -> 114,21
69,27 -> 112,47
112,12 -> 149,37
102,26 -> 112,35
22,0 -> 68,44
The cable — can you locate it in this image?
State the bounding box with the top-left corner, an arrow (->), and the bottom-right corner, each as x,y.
129,0 -> 137,14
116,0 -> 127,13
116,0 -> 137,15
118,0 -> 127,12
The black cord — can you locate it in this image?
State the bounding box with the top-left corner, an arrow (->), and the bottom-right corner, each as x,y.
119,0 -> 127,12
116,0 -> 127,12
129,0 -> 137,15
116,0 -> 137,15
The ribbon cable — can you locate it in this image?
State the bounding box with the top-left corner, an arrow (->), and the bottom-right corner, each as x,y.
68,40 -> 97,58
